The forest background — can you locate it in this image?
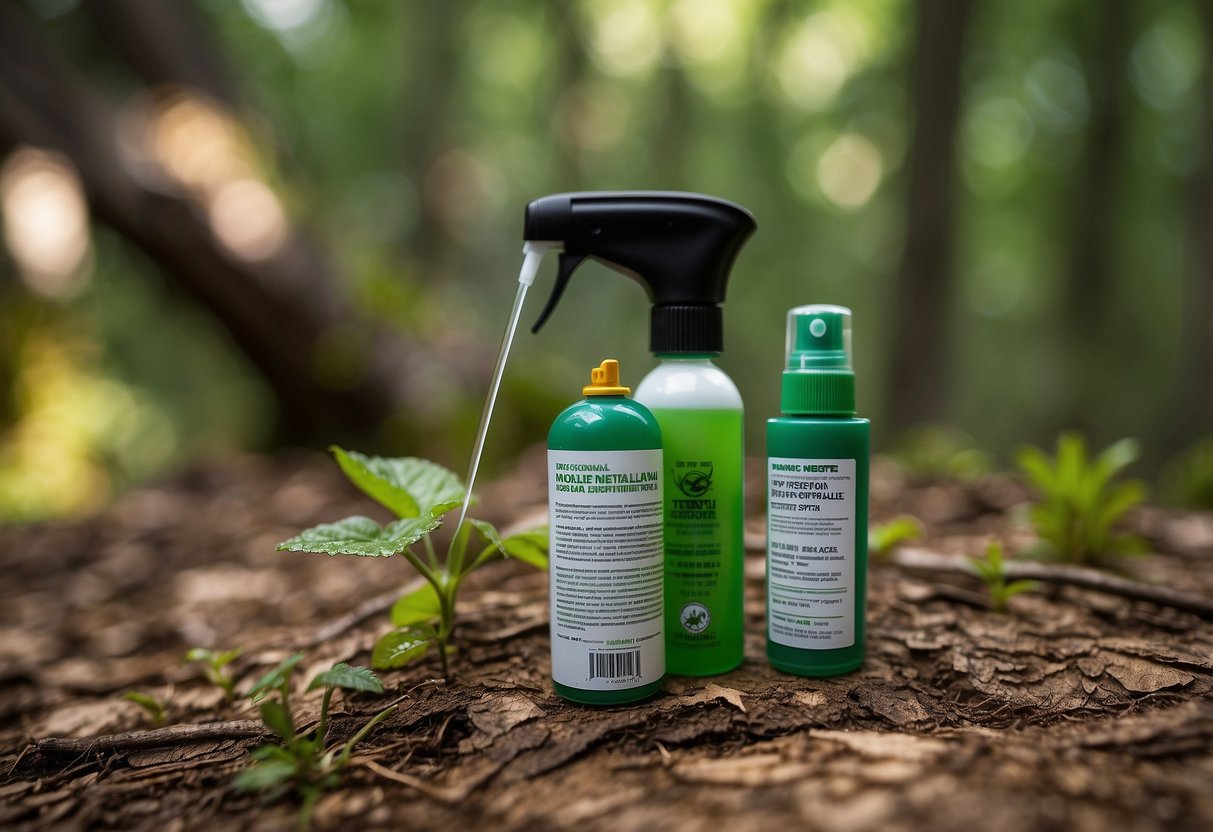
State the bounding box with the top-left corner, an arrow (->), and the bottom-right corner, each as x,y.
0,0 -> 1209,520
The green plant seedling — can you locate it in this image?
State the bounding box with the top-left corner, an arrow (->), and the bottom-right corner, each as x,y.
966,541 -> 1036,613
122,690 -> 167,727
277,448 -> 549,678
235,654 -> 394,831
1017,433 -> 1148,564
185,647 -> 242,703
869,515 -> 924,558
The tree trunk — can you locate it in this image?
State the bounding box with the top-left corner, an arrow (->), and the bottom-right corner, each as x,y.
885,0 -> 973,437
1167,2 -> 1213,455
1062,0 -> 1132,435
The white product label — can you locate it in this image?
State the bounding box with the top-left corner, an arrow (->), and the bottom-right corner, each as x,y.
766,457 -> 856,650
548,449 -> 664,690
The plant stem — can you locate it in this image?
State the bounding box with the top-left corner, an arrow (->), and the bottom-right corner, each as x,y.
399,548 -> 436,584
336,704 -> 395,767
297,788 -> 320,832
422,535 -> 440,571
434,582 -> 457,678
315,687 -> 334,748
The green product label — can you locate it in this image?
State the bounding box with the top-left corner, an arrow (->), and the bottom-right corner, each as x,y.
651,408 -> 744,672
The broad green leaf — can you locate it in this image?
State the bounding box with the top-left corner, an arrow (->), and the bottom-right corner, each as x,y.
233,758 -> 298,793
372,625 -> 436,669
499,528 -> 550,570
259,700 -> 295,742
390,583 -> 442,627
331,447 -> 465,519
247,653 -> 305,703
306,662 -> 384,694
276,514 -> 442,557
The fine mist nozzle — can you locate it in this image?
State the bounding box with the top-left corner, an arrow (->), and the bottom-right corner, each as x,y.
781,304 -> 856,416
787,304 -> 852,371
524,191 -> 756,354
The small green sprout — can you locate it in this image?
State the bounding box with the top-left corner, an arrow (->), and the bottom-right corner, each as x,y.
277,448 -> 549,678
1017,433 -> 1147,564
185,647 -> 242,703
966,541 -> 1036,613
869,515 -> 924,558
1161,437 -> 1213,509
235,654 -> 394,830
122,690 -> 167,727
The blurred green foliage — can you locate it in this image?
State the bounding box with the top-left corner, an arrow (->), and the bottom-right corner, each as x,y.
1,0 -> 1210,519
1017,434 -> 1148,563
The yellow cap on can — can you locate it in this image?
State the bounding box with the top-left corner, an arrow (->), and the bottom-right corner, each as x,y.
583,359 -> 631,397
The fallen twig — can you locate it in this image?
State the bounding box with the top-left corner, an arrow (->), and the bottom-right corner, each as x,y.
36,720 -> 270,755
889,547 -> 1213,618
350,756 -> 476,803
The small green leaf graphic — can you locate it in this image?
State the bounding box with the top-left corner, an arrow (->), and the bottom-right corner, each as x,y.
372,625 -> 437,669
306,663 -> 384,694
390,583 -> 442,627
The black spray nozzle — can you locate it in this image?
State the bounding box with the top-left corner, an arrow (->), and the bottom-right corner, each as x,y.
525,191 -> 756,353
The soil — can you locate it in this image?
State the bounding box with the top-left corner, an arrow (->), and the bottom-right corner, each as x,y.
2,449 -> 1213,831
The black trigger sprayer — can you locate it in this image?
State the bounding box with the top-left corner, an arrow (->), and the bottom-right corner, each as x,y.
525,191 -> 756,353
529,190 -> 758,679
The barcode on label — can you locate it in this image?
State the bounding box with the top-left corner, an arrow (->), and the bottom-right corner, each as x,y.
588,650 -> 641,681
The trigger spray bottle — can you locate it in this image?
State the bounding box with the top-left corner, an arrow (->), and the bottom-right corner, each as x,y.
766,305 -> 869,676
527,192 -> 756,676
548,359 -> 665,705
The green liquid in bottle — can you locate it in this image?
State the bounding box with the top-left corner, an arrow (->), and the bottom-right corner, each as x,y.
650,407 -> 745,676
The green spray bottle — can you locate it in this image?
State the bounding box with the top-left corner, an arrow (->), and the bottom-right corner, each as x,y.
527,192 -> 756,676
548,359 -> 665,705
766,305 -> 869,676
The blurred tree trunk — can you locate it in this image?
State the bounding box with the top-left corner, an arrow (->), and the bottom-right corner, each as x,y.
85,0 -> 238,106
1062,0 -> 1132,434
0,2 -> 409,446
1169,2 -> 1213,452
885,0 -> 973,437
551,1 -> 588,188
402,2 -> 462,273
653,53 -> 692,188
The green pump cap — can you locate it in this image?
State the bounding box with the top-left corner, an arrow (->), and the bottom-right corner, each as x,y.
781,304 -> 855,415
